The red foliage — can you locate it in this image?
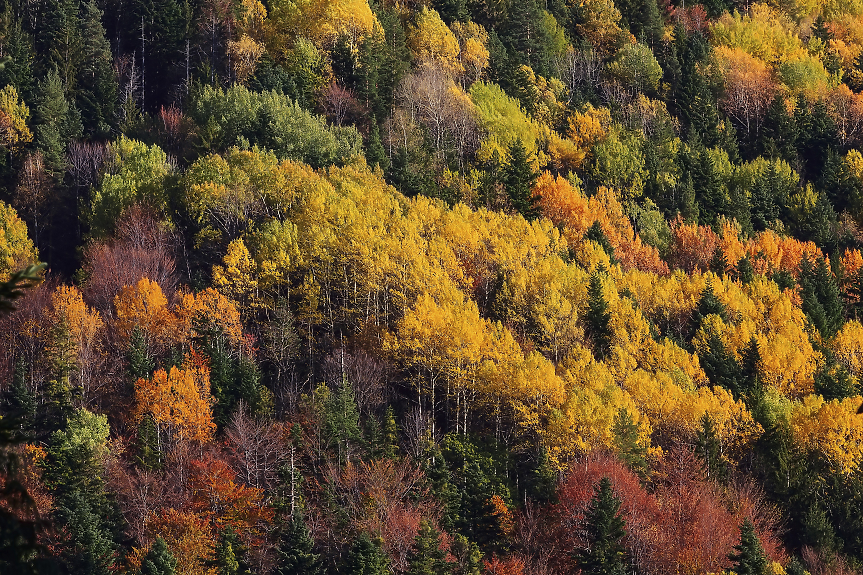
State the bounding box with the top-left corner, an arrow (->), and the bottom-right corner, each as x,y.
668,216 -> 719,273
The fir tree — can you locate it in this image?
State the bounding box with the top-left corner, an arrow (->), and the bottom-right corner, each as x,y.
136,413 -> 162,470
406,520 -> 453,575
5,360 -> 35,437
76,0 -> 117,138
587,270 -> 613,360
382,406 -> 399,459
503,139 -> 540,221
214,527 -> 251,575
798,255 -> 843,339
694,279 -> 727,327
128,325 -> 154,390
575,477 -> 627,575
323,377 -> 363,465
700,328 -> 744,398
365,119 -> 389,172
345,533 -> 390,575
736,256 -> 755,285
612,409 -> 648,478
524,445 -> 558,504
584,221 -> 617,264
33,69 -> 81,174
275,513 -> 322,575
0,14 -> 35,103
450,534 -> 482,575
141,537 -> 177,575
728,519 -> 768,575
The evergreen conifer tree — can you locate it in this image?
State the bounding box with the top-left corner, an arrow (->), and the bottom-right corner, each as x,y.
799,255 -> 843,339
214,527 -> 251,575
503,139 -> 540,221
34,69 -> 81,173
695,413 -> 728,483
575,477 -> 627,575
612,409 -> 648,478
728,519 -> 768,575
365,119 -> 390,172
584,221 -> 617,264
324,377 -> 363,465
406,520 -> 453,575
700,328 -> 743,398
694,279 -> 727,326
345,533 -> 390,575
275,513 -> 322,575
136,413 -> 162,470
141,537 -> 177,575
5,360 -> 35,437
76,0 -> 117,138
587,270 -> 613,360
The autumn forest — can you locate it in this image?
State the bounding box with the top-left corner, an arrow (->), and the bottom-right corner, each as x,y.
0,0 -> 862,574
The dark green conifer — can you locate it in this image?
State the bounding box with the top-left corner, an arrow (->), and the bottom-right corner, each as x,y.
503,139 -> 540,221
345,533 -> 390,575
141,537 -> 177,575
574,477 -> 627,575
366,119 -> 390,172
323,377 -> 363,465
699,328 -> 743,398
587,271 -> 613,360
406,520 -> 453,575
214,527 -> 251,575
612,408 -> 648,478
136,413 -> 162,471
798,255 -> 842,339
585,221 -> 617,264
76,0 -> 117,138
275,513 -> 322,575
728,519 -> 768,575
694,279 -> 727,326
33,69 -> 81,174
695,413 -> 728,483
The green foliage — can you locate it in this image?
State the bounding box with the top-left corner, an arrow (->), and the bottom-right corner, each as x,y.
606,43 -> 662,93
275,513 -> 322,575
612,408 -> 648,478
77,0 -> 117,138
214,527 -> 252,575
406,520 -> 454,575
798,255 -> 842,339
728,519 -> 768,575
190,84 -> 362,169
503,138 -> 540,221
575,477 -> 627,575
345,533 -> 390,575
695,413 -> 728,483
585,221 -> 617,264
587,270 -> 613,360
33,69 -> 81,173
323,378 -> 363,466
136,413 -> 162,471
141,537 -> 177,575
89,137 -> 172,238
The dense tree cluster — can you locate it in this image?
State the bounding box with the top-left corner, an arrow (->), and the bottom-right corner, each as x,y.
1,0 -> 863,574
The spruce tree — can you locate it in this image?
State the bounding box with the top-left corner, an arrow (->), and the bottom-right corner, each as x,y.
275,513 -> 322,575
728,519 -> 768,575
214,527 -> 251,575
345,533 -> 390,575
694,279 -> 727,327
136,413 -> 162,470
700,328 -> 743,398
575,477 -> 627,575
503,139 -> 540,221
695,413 -> 727,483
33,69 -> 81,174
5,360 -> 36,437
76,0 -> 117,138
141,537 -> 177,575
798,255 -> 842,339
323,377 -> 363,465
584,221 -> 617,264
612,409 -> 648,478
382,406 -> 399,459
406,520 -> 453,575
587,270 -> 613,360
365,119 -> 390,172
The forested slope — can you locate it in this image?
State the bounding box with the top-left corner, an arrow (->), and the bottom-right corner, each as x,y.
0,0 -> 863,574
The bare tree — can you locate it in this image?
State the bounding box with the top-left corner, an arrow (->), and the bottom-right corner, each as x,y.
226,405 -> 289,492
13,151 -> 51,248
322,349 -> 389,416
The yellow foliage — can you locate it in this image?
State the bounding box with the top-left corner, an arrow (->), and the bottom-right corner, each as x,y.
228,34 -> 266,84
267,0 -> 378,51
0,85 -> 32,153
212,239 -> 259,312
833,320 -> 863,378
790,394 -> 863,474
409,8 -> 463,77
177,288 -> 244,348
0,200 -> 38,280
114,278 -> 179,347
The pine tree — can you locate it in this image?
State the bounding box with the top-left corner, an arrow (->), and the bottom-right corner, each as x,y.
728,519 -> 768,575
136,413 -> 162,470
275,513 -> 322,575
406,520 -> 453,575
612,409 -> 648,478
587,271 -> 613,360
141,537 -> 177,575
5,360 -> 35,437
574,477 -> 627,575
695,413 -> 727,483
700,328 -> 743,398
503,139 -> 540,221
345,533 -> 390,575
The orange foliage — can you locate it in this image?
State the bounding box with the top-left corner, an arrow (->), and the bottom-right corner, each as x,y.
534,173 -> 668,274
669,217 -> 718,273
148,507 -> 216,575
114,278 -> 180,346
176,287 -> 244,347
133,351 -> 216,443
483,554 -> 526,575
